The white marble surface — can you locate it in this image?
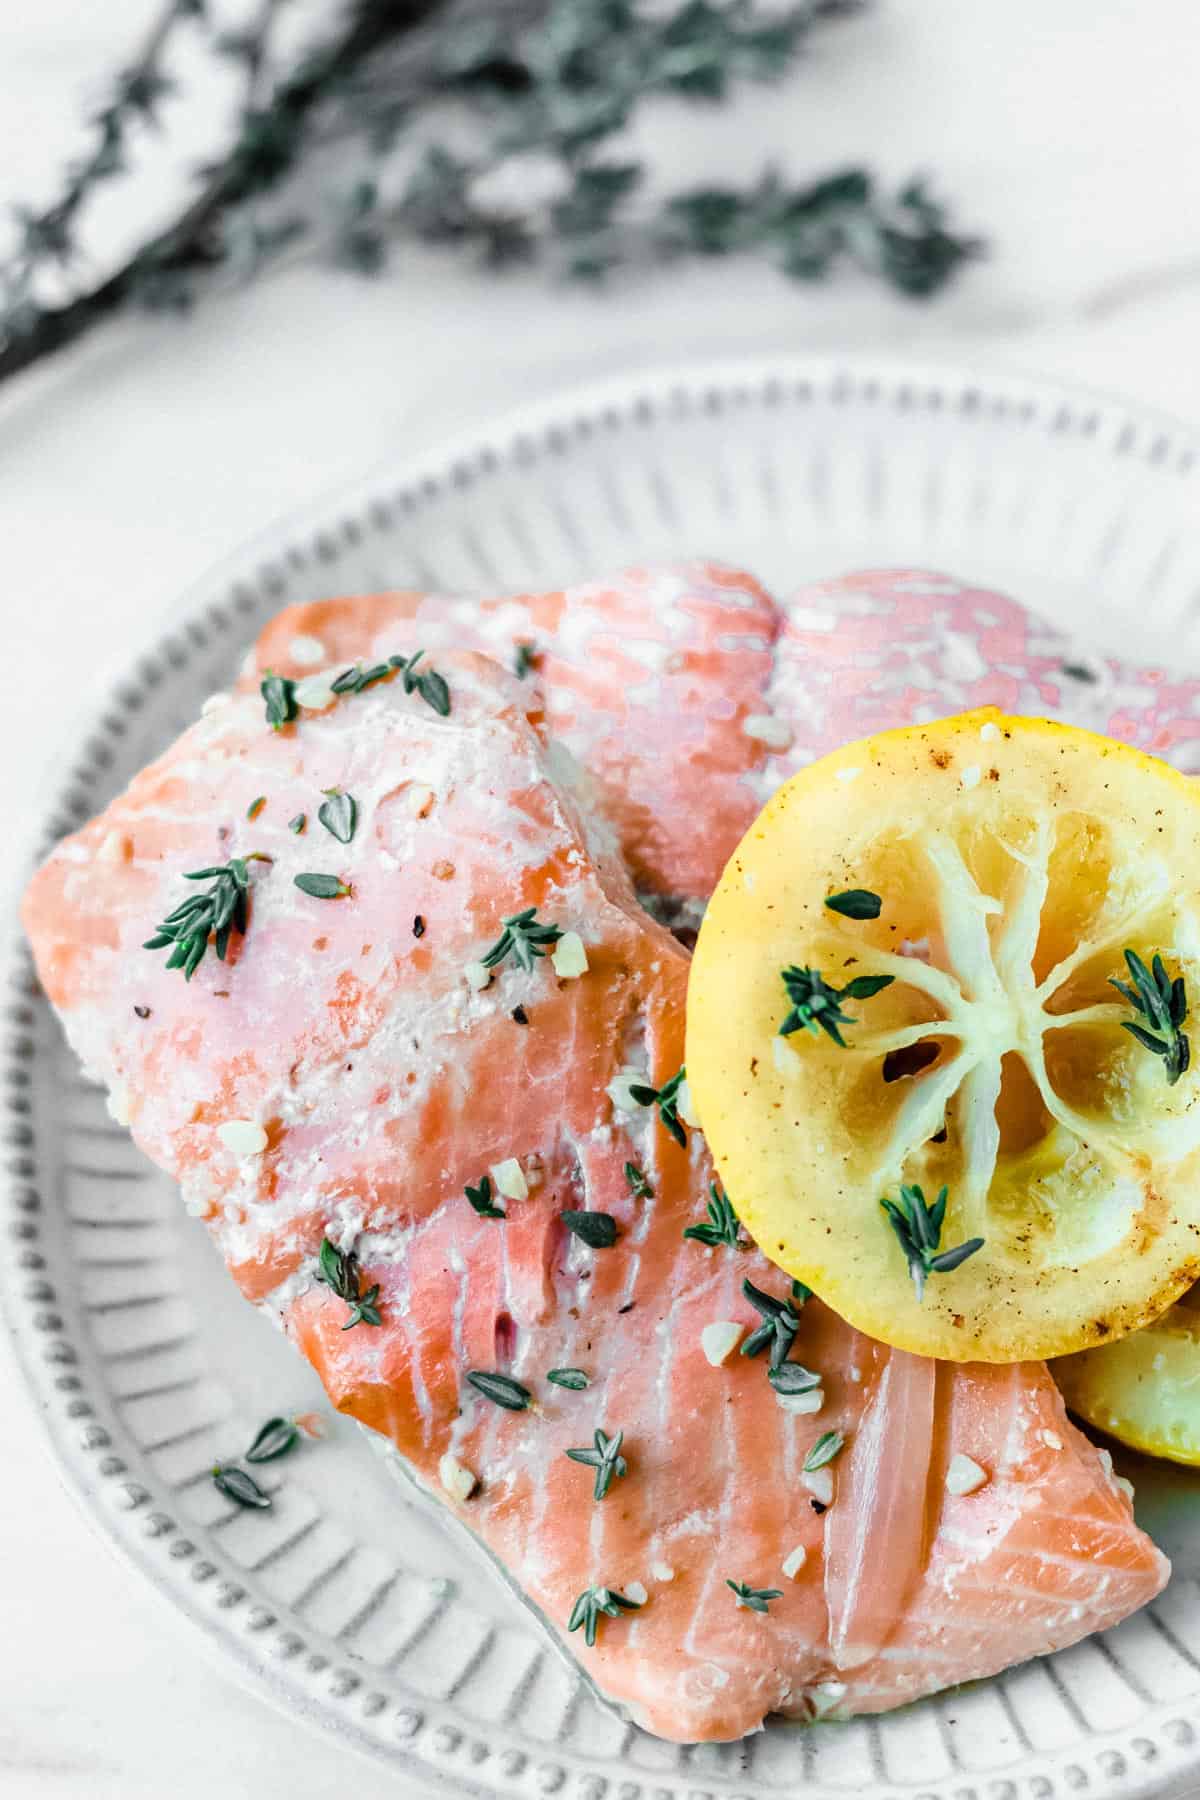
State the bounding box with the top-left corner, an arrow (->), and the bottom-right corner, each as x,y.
6,2 -> 1200,1794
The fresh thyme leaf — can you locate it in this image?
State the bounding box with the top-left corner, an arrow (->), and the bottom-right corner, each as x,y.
547,1367 -> 589,1390
466,1370 -> 532,1411
561,1209 -> 618,1248
314,1237 -> 382,1329
317,788 -> 357,844
624,1161 -> 652,1200
628,1065 -> 688,1146
143,854 -> 266,980
768,1361 -> 822,1396
387,648 -> 452,717
480,905 -> 564,974
288,813 -> 306,834
465,1175 -> 505,1220
514,641 -> 537,679
824,888 -> 881,920
684,1180 -> 741,1247
1111,948 -> 1190,1085
245,1416 -> 301,1464
567,1582 -> 642,1647
133,1004 -> 151,1019
330,660 -> 393,697
803,1429 -> 844,1473
740,1276 -> 805,1368
880,1183 -> 985,1302
779,964 -> 894,1046
726,1579 -> 782,1613
247,795 -> 266,821
212,1464 -> 271,1509
261,672 -> 298,730
511,1004 -> 529,1024
565,1426 -> 627,1500
294,872 -> 351,899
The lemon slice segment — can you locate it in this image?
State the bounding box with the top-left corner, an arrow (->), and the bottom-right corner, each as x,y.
686,708 -> 1200,1362
1054,1287 -> 1200,1464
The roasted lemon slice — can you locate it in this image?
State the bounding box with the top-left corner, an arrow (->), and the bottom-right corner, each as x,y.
686,709 -> 1200,1363
1054,1286 -> 1200,1463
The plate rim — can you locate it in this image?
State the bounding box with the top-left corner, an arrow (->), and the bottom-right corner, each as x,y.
8,348 -> 1200,1800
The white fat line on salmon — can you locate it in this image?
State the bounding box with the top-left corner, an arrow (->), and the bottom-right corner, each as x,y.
443,1244 -> 474,1461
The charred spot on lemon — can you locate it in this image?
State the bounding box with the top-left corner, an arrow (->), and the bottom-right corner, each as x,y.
1054,1286 -> 1200,1465
686,708 -> 1200,1363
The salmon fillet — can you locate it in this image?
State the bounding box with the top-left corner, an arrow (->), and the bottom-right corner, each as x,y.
239,561 -> 783,908
23,639 -> 1167,1743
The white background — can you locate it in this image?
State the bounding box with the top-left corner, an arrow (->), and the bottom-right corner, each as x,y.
5,2 -> 1200,1794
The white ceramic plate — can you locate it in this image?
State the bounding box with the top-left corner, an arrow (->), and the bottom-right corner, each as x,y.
10,355 -> 1200,1800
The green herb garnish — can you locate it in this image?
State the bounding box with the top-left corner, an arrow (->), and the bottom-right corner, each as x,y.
726,1579 -> 782,1613
768,1362 -> 822,1397
330,660 -> 392,695
395,648 -> 451,717
741,1277 -> 804,1369
561,1209 -> 618,1248
565,1426 -> 627,1501
247,795 -> 266,821
547,1367 -> 589,1390
261,672 -> 298,730
1111,949 -> 1190,1085
317,788 -> 357,844
294,872 -> 351,899
288,813 -> 306,834
514,641 -> 537,679
212,1464 -> 271,1509
824,888 -> 881,920
143,854 -> 268,980
803,1429 -> 844,1473
779,965 -> 894,1045
880,1183 -> 984,1302
465,1175 -> 505,1220
567,1583 -> 642,1648
314,1237 -> 382,1329
628,1065 -> 688,1146
624,1162 -> 652,1200
245,1416 -> 301,1464
466,1370 -> 532,1411
480,906 -> 563,974
684,1181 -> 741,1248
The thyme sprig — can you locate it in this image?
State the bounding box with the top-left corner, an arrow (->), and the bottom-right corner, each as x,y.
397,649 -> 452,717
624,1162 -> 653,1200
741,1276 -> 808,1369
567,1583 -> 642,1648
1111,949 -> 1190,1085
465,1175 -> 505,1219
628,1066 -> 688,1146
314,1237 -> 383,1329
803,1429 -> 844,1472
143,853 -> 269,979
466,1370 -> 532,1410
779,965 -> 894,1046
881,1183 -> 984,1302
726,1579 -> 782,1613
565,1426 -> 627,1500
1,0 -> 979,391
684,1181 -> 741,1247
480,906 -> 564,973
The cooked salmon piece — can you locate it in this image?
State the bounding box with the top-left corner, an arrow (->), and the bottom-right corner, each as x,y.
239,562 -> 783,907
23,645 -> 1167,1743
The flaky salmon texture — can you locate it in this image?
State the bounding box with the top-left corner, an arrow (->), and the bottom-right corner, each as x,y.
24,562 -> 1170,1745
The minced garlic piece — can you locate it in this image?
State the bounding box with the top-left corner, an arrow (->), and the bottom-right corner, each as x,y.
551,931 -> 589,979
945,1452 -> 988,1496
293,671 -> 338,711
1040,1429 -> 1063,1451
979,720 -> 1001,742
676,1078 -> 700,1129
607,1067 -> 648,1114
491,1158 -> 528,1201
438,1453 -> 478,1503
650,1560 -> 675,1583
782,1544 -> 807,1579
701,1321 -> 743,1366
960,764 -> 982,790
802,1466 -> 834,1506
624,1580 -> 648,1606
216,1119 -> 269,1156
463,960 -> 491,992
96,830 -> 130,865
776,1387 -> 824,1416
